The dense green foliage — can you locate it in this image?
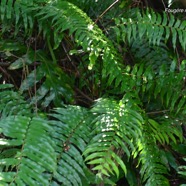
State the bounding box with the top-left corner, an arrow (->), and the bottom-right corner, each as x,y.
0,0 -> 186,185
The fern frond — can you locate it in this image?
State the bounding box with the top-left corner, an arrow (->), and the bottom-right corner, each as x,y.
137,115 -> 183,186
0,115 -> 56,185
0,84 -> 31,117
84,93 -> 143,180
129,39 -> 172,70
148,118 -> 183,145
153,60 -> 186,112
138,130 -> 170,186
34,0 -> 124,88
114,8 -> 186,50
120,59 -> 185,113
49,106 -> 92,186
18,0 -> 126,99
1,0 -> 126,96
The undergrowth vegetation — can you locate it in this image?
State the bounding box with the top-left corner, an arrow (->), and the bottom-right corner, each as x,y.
0,0 -> 185,185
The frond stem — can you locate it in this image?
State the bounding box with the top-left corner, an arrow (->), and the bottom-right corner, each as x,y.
47,37 -> 57,64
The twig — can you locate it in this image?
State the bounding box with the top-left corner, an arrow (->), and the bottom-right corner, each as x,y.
94,0 -> 120,24
74,87 -> 94,103
0,62 -> 11,66
147,109 -> 170,115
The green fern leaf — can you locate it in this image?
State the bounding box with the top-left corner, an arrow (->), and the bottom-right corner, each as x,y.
139,129 -> 169,185
84,94 -> 143,180
48,106 -> 92,186
0,116 -> 56,185
115,8 -> 186,49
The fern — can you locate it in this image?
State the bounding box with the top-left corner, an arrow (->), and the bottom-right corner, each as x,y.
178,158 -> 186,179
114,8 -> 186,50
0,115 -> 56,185
0,83 -> 31,117
0,100 -> 96,185
0,86 -> 93,185
138,127 -> 170,186
84,93 -> 143,181
0,1 -> 186,185
136,116 -> 183,185
0,0 -> 126,103
48,106 -> 92,186
0,86 -> 184,185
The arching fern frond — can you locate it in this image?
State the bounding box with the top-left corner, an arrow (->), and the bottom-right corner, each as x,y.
84,93 -> 143,181
35,0 -> 124,86
138,127 -> 170,186
114,9 -> 186,50
137,116 -> 183,186
1,0 -> 126,96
